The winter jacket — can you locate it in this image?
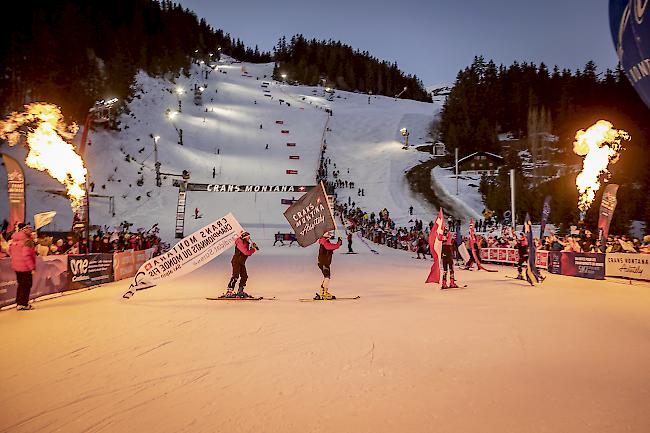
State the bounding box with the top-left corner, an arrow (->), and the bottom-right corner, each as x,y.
232,238 -> 256,265
318,237 -> 341,266
9,230 -> 36,272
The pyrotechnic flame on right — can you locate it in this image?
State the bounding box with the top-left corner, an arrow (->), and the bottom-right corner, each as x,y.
573,120 -> 629,216
0,103 -> 87,211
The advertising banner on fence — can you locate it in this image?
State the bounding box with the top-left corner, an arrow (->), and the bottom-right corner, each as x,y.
548,252 -> 605,280
67,253 -> 114,290
113,248 -> 156,281
1,255 -> 68,308
605,253 -> 650,281
480,247 -> 549,269
283,182 -> 335,247
124,213 -> 243,298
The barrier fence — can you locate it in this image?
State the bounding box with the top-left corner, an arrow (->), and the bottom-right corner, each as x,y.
1,248 -> 155,308
479,248 -> 647,281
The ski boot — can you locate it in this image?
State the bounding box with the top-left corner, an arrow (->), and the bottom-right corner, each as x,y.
448,278 -> 459,289
441,279 -> 449,289
236,287 -> 253,298
315,285 -> 336,300
515,270 -> 525,280
221,289 -> 237,298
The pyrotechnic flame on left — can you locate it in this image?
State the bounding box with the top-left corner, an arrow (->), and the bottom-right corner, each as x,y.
573,120 -> 629,216
0,103 -> 86,211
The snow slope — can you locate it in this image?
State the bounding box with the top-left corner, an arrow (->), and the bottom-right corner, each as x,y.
1,56 -> 445,240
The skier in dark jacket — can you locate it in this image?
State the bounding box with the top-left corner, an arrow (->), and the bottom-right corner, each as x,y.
225,231 -> 258,298
516,232 -> 529,280
316,231 -> 342,300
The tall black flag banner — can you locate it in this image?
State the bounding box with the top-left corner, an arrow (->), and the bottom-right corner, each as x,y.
283,181 -> 335,247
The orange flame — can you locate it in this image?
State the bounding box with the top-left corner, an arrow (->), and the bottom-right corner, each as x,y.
573,120 -> 629,213
0,103 -> 87,211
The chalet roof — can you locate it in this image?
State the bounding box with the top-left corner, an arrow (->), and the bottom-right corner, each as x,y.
458,151 -> 504,165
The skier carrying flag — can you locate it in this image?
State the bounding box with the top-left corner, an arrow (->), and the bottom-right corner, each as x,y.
315,230 -> 342,300
224,231 -> 258,298
439,227 -> 459,289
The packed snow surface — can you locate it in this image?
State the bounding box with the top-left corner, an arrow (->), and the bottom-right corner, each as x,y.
1,243 -> 650,432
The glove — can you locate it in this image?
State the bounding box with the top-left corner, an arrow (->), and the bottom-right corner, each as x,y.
252,243 -> 259,250
338,237 -> 342,243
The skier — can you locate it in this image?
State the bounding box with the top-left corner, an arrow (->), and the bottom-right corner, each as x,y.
212,167 -> 216,178
439,227 -> 458,289
194,208 -> 200,219
315,231 -> 342,300
347,230 -> 353,253
225,231 -> 258,298
409,205 -> 413,216
514,232 -> 528,280
416,234 -> 428,259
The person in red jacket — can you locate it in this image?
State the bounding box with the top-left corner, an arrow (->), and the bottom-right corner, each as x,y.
316,231 -> 342,300
9,223 -> 37,310
225,231 -> 258,298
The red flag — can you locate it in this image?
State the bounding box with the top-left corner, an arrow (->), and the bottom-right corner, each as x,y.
426,208 -> 445,284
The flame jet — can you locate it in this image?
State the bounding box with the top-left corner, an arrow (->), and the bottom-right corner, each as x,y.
0,103 -> 87,211
573,120 -> 629,216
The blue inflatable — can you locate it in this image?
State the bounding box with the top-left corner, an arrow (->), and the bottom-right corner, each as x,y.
610,0 -> 650,108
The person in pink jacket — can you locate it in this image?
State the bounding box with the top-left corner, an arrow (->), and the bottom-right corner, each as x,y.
315,231 -> 342,300
9,223 -> 36,310
225,231 -> 258,298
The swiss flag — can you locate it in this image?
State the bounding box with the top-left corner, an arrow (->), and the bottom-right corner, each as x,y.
426,208 -> 445,284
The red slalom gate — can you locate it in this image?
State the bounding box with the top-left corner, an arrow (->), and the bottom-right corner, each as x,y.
286,169 -> 298,174
289,155 -> 300,160
287,143 -> 296,147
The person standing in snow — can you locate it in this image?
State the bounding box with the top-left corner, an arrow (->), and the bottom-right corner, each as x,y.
515,231 -> 529,280
347,230 -> 353,253
439,227 -> 458,289
225,231 -> 258,298
9,223 -> 36,310
316,231 -> 342,300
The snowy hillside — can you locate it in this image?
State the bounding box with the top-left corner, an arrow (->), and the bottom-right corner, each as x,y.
1,56 -> 450,241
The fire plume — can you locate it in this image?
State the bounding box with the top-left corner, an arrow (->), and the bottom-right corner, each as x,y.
0,103 -> 87,211
573,120 -> 629,214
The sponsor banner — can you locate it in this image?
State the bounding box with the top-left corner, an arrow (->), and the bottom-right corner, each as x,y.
605,253 -> 650,281
548,252 -> 605,280
0,255 -> 68,308
113,248 -> 156,281
68,254 -> 114,290
479,248 -> 549,269
2,153 -> 25,232
283,182 -> 335,247
183,183 -> 313,193
598,184 -> 619,251
131,213 -> 243,288
540,195 -> 552,238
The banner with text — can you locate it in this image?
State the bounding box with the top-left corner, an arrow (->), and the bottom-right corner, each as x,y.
605,253 -> 650,281
283,182 -> 335,247
480,247 -> 549,269
598,184 -> 619,251
126,213 -> 243,293
548,252 -> 605,280
68,253 -> 114,290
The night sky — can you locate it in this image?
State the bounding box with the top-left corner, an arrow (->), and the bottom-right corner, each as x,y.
177,0 -> 617,86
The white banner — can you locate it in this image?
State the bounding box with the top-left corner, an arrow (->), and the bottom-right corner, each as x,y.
123,213 -> 243,298
605,253 -> 650,281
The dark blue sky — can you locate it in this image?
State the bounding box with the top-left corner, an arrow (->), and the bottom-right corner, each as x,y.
178,0 -> 617,85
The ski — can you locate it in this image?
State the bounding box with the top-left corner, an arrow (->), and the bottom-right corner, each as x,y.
299,295 -> 361,302
206,296 -> 275,301
441,284 -> 468,290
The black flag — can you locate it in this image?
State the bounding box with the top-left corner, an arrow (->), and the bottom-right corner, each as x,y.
283,181 -> 335,247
